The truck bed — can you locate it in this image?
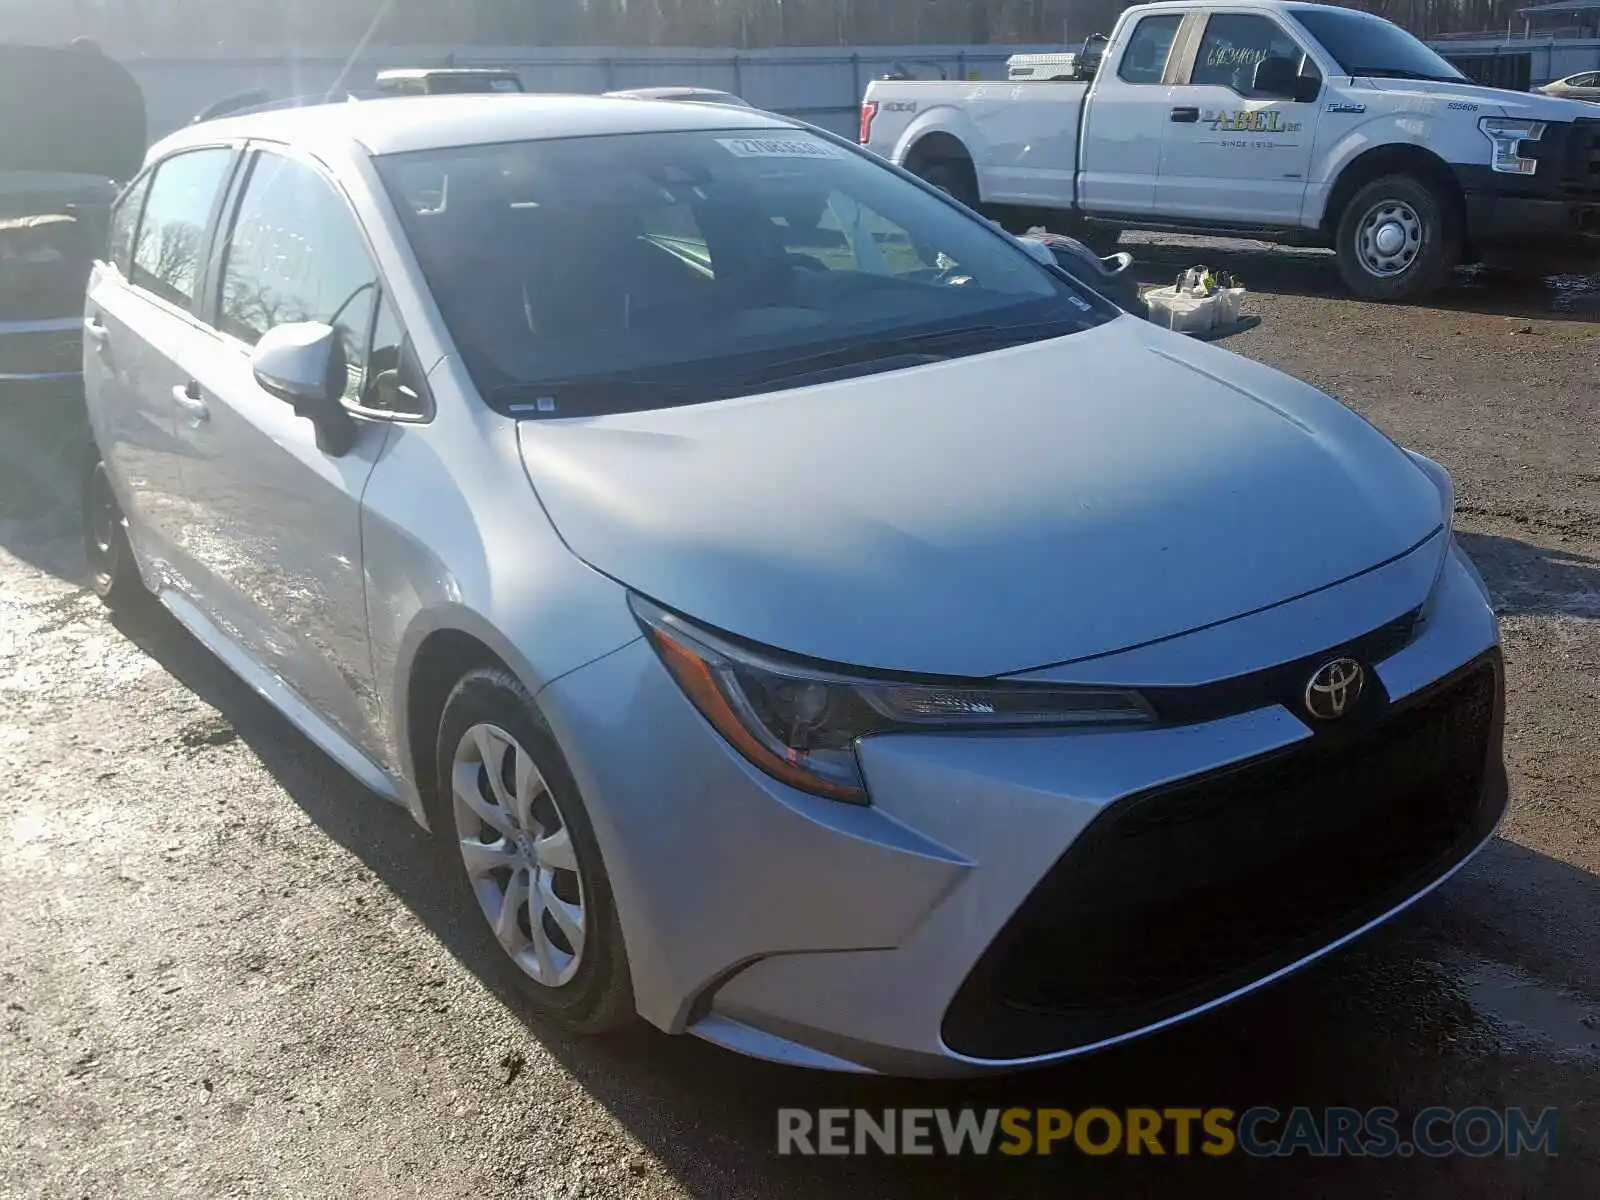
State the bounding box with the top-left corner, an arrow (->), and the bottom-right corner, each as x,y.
861,79 -> 1087,209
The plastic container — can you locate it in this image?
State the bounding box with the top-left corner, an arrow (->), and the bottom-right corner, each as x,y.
1214,286 -> 1245,327
1143,286 -> 1218,335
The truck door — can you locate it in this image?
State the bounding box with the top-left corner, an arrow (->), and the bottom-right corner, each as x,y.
1076,11 -> 1186,215
1156,10 -> 1322,225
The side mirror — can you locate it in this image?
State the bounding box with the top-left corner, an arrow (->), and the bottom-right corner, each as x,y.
250,321 -> 357,456
1253,56 -> 1319,102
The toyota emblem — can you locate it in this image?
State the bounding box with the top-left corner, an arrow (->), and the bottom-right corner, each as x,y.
1304,657 -> 1365,721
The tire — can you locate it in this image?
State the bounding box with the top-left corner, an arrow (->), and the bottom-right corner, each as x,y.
81,453 -> 145,609
1334,173 -> 1462,302
914,158 -> 980,210
1074,225 -> 1123,257
429,666 -> 635,1034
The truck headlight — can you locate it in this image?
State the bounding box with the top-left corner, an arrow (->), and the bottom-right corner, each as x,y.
1478,117 -> 1546,175
631,595 -> 1153,803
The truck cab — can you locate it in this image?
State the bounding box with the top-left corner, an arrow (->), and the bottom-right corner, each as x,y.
862,0 -> 1600,299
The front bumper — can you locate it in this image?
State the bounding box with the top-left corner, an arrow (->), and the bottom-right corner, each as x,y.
1461,191 -> 1600,242
1456,116 -> 1600,246
540,539 -> 1503,1077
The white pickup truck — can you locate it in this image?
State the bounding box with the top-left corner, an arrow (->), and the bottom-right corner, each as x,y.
860,0 -> 1600,300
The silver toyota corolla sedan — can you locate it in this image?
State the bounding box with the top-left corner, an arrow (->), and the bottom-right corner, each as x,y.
81,95 -> 1507,1077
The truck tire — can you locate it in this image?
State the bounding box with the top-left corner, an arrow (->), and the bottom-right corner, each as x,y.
915,159 -> 980,211
1334,174 -> 1461,302
1075,226 -> 1124,257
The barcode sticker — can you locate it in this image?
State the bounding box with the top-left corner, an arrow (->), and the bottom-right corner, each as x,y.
715,135 -> 841,159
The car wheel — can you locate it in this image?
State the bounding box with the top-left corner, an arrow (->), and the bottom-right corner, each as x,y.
429,666 -> 635,1033
1335,174 -> 1461,302
82,454 -> 145,609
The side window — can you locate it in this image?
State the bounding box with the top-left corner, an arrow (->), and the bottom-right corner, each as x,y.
129,148 -> 232,308
359,294 -> 426,417
217,152 -> 378,403
1119,15 -> 1184,85
1191,14 -> 1308,93
107,173 -> 150,274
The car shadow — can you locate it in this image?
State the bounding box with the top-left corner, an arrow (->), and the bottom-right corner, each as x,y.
0,385 -> 92,583
1119,234 -> 1600,321
107,587 -> 1599,1198
1457,531 -> 1600,620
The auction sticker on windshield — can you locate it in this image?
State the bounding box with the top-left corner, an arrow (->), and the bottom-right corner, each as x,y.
717,135 -> 842,159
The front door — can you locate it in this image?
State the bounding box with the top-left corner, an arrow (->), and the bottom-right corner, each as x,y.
177,146 -> 392,759
1157,11 -> 1322,225
1077,11 -> 1187,216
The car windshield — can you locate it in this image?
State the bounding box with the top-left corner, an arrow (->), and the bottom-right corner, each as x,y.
1291,7 -> 1467,82
374,128 -> 1110,416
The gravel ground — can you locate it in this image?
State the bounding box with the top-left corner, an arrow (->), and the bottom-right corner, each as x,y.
1,244 -> 1597,1198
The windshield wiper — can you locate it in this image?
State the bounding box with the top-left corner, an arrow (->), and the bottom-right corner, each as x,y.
1348,66 -> 1465,84
704,318 -> 1089,389
495,318 -> 1089,416
493,376 -> 695,416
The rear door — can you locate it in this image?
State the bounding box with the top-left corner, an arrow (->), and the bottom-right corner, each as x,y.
84,146 -> 235,581
176,144 -> 395,758
1077,10 -> 1187,215
1156,9 -> 1323,224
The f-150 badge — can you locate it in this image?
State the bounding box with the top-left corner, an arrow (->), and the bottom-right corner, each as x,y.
1203,109 -> 1303,133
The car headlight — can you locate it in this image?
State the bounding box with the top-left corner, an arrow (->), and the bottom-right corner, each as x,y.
1478,117 -> 1546,175
630,595 -> 1154,804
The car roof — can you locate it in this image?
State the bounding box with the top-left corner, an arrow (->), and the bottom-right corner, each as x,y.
151,93 -> 795,163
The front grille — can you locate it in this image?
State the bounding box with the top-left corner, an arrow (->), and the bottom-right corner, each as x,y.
943,653 -> 1504,1060
1141,606 -> 1417,726
1557,118 -> 1600,202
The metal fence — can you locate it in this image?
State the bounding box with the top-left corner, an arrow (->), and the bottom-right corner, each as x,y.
122,43 -> 1062,140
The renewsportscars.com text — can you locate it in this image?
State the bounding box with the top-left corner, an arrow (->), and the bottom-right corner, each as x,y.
776,1106 -> 1559,1158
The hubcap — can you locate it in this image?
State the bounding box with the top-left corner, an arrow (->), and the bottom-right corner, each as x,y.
1355,199 -> 1423,279
451,723 -> 586,987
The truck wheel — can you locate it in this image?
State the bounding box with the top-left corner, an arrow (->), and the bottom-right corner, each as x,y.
915,159 -> 979,210
1075,226 -> 1123,257
1335,174 -> 1461,302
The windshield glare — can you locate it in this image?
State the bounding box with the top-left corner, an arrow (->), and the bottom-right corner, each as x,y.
376,129 -> 1107,414
1291,8 -> 1467,81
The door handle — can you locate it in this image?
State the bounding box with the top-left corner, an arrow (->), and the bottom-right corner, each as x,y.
1170,107 -> 1200,123
172,381 -> 209,422
84,316 -> 109,347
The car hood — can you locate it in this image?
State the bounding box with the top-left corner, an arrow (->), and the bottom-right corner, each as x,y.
516,317 -> 1445,677
0,44 -> 145,180
1360,76 -> 1593,122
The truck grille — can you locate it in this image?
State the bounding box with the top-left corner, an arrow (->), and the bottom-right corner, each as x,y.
1558,118 -> 1600,202
942,653 -> 1504,1061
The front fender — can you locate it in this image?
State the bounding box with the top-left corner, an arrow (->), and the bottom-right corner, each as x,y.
1305,111 -> 1467,226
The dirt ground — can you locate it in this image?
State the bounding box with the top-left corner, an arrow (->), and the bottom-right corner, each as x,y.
1,243 -> 1597,1199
